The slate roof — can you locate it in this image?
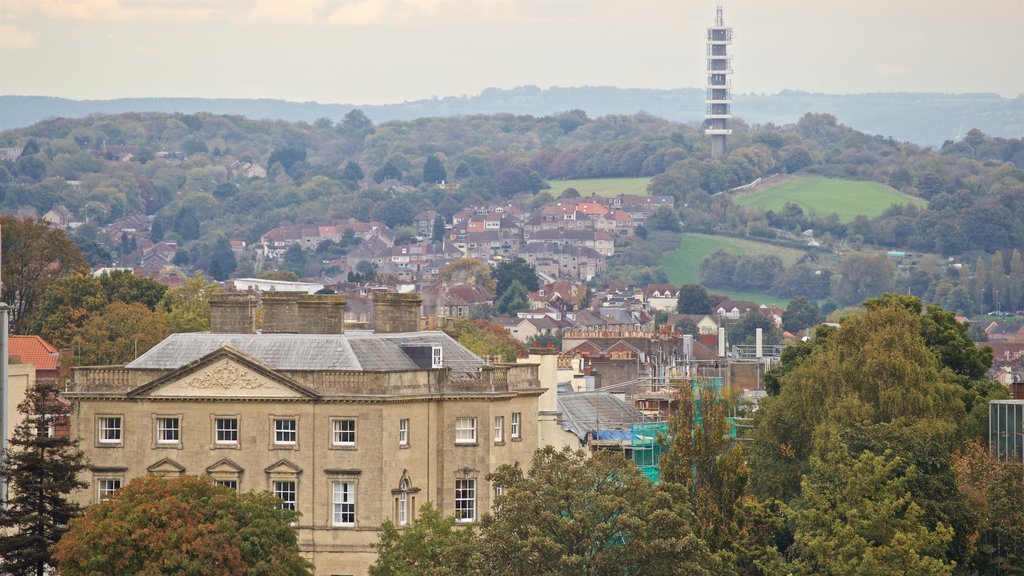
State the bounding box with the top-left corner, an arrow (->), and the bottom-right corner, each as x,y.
558,391 -> 646,441
127,331 -> 485,378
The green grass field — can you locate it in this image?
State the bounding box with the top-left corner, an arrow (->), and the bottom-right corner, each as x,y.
547,177 -> 651,198
660,233 -> 806,306
734,175 -> 926,223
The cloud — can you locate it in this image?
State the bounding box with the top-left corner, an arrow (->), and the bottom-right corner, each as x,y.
326,0 -> 388,26
246,0 -> 327,24
3,0 -> 214,23
0,25 -> 33,49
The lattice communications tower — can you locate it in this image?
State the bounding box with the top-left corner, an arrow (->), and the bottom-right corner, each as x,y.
705,5 -> 733,159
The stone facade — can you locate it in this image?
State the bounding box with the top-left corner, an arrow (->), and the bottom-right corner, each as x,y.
63,293 -> 549,576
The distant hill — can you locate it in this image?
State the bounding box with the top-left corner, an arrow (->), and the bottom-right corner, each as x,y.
1,87 -> 1021,146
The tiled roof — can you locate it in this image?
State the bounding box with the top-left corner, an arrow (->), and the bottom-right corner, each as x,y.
9,335 -> 60,371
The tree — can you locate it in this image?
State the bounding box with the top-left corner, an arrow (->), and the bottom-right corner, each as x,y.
32,271 -> 167,351
423,154 -> 447,184
482,447 -> 720,576
98,269 -> 167,310
785,445 -> 954,576
0,381 -> 88,576
781,296 -> 822,334
834,253 -> 895,307
952,440 -> 1024,573
729,309 -> 782,346
432,215 -> 446,242
71,302 -> 170,366
647,205 -> 683,232
437,258 -> 496,293
660,380 -> 785,573
281,244 -> 309,278
0,216 -> 88,332
52,476 -> 312,575
373,159 -> 403,183
267,146 -> 307,177
677,283 -> 712,314
341,160 -> 365,186
750,303 -> 964,501
173,207 -> 201,241
446,319 -> 524,362
494,280 -> 528,315
160,273 -> 224,332
341,108 -> 374,136
213,181 -> 239,200
493,257 -> 539,300
208,236 -> 238,281
370,503 -> 484,576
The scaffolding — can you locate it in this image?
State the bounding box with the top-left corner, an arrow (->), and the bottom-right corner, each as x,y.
628,377 -> 747,482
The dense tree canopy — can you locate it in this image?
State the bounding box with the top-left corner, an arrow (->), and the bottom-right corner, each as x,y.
52,476 -> 312,576
676,284 -> 713,314
493,257 -> 539,299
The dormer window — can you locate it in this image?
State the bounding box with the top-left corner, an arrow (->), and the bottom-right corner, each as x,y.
431,345 -> 443,368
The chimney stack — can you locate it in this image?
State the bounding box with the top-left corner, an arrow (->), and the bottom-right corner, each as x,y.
296,295 -> 346,334
262,294 -> 300,334
210,294 -> 256,334
373,292 -> 422,333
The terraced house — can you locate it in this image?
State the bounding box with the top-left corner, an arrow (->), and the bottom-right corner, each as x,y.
65,292 -> 553,576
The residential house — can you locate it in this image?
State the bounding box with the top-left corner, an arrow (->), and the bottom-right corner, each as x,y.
230,160 -> 267,180
520,243 -> 604,282
643,284 -> 680,312
715,300 -> 756,321
986,321 -> 1024,344
413,210 -> 440,238
43,204 -> 74,229
526,229 -> 615,257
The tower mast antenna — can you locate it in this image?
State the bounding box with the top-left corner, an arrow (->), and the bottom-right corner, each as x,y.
705,4 -> 733,159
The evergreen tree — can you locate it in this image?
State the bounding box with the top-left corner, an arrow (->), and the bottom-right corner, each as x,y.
432,215 -> 445,242
208,236 -> 238,281
677,283 -> 712,314
341,161 -> 364,186
423,155 -> 447,184
0,381 -> 88,575
173,207 -> 200,241
495,280 -> 529,315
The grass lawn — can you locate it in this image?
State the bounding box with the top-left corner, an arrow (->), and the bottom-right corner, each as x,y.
734,175 -> 926,223
660,233 -> 806,306
546,177 -> 651,198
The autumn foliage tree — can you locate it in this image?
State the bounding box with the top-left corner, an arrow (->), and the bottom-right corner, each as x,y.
53,475 -> 312,576
159,272 -> 224,332
446,319 -> 524,362
0,216 -> 88,332
70,301 -> 170,366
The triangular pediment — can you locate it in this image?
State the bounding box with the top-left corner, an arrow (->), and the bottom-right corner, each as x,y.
147,458 -> 185,476
206,458 -> 244,475
265,459 -> 303,475
128,347 -> 317,400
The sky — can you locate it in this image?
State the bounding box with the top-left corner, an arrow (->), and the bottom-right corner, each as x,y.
0,0 -> 1021,104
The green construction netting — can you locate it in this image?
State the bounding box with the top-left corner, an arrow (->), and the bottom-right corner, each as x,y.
631,377 -> 735,483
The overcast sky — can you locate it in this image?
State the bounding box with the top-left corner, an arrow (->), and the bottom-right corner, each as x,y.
1,0 -> 1021,104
